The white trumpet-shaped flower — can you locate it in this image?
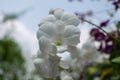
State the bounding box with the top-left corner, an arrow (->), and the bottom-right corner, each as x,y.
38,36 -> 57,56
34,8 -> 81,79
34,54 -> 60,78
80,39 -> 101,63
33,36 -> 61,78
37,23 -> 80,53
37,8 -> 80,53
39,8 -> 80,27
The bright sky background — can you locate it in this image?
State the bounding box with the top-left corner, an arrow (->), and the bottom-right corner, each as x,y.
1,0 -> 116,57
0,0 -> 113,55
0,0 -> 111,32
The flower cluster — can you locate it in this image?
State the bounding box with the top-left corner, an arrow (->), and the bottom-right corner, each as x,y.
90,28 -> 115,53
90,21 -> 120,54
33,8 -> 116,80
81,20 -> 120,80
33,8 -> 81,80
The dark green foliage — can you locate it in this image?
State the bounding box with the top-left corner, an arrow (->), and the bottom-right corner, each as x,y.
116,21 -> 120,29
0,37 -> 26,80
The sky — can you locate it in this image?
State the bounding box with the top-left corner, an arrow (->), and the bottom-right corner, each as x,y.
0,0 -> 113,56
0,0 -> 110,32
0,0 -> 115,56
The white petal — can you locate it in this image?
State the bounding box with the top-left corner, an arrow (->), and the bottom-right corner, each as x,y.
37,49 -> 46,58
63,75 -> 73,80
59,61 -> 70,69
39,36 -> 57,55
51,44 -> 57,55
34,58 -> 47,76
55,20 -> 65,33
61,12 -> 79,26
34,56 -> 59,78
67,46 -> 79,58
80,40 -> 102,62
37,22 -> 57,39
63,25 -> 80,46
60,71 -> 73,80
57,45 -> 67,53
48,54 -> 61,64
49,8 -> 55,14
54,8 -> 64,19
39,15 -> 56,26
82,41 -> 96,51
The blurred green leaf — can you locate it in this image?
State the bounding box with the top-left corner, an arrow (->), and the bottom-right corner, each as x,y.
116,21 -> 120,29
112,56 -> 120,63
0,37 -> 26,80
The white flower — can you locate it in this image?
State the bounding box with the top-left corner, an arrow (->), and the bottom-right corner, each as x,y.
34,8 -> 81,79
33,55 -> 60,78
63,75 -> 73,80
37,8 -> 80,53
33,36 -> 61,78
39,8 -> 80,27
37,23 -> 80,53
38,36 -> 57,56
59,60 -> 70,69
80,39 -> 101,63
60,71 -> 73,80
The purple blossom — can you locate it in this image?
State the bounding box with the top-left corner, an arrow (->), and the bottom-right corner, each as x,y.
90,29 -> 118,54
90,28 -> 100,36
94,32 -> 106,41
98,36 -> 114,54
103,44 -> 114,53
109,0 -> 120,10
100,19 -> 110,27
90,28 -> 106,41
112,1 -> 119,10
98,42 -> 114,54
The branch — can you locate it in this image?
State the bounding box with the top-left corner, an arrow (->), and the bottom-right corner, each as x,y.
79,17 -> 120,43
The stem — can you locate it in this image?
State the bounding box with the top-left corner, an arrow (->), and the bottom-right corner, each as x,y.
79,17 -> 108,34
79,17 -> 120,43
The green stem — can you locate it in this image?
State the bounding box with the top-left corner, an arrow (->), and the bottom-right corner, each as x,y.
79,17 -> 120,43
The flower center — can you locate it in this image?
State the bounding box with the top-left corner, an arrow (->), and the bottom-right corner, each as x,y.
55,41 -> 62,46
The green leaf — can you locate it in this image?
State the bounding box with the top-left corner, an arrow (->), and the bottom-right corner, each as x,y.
112,57 -> 120,63
116,21 -> 120,29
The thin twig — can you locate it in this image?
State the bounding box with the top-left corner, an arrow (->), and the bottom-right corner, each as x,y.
79,17 -> 120,43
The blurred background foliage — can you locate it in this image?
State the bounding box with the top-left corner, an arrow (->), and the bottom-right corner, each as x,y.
0,37 -> 26,80
0,12 -> 40,80
0,35 -> 40,80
